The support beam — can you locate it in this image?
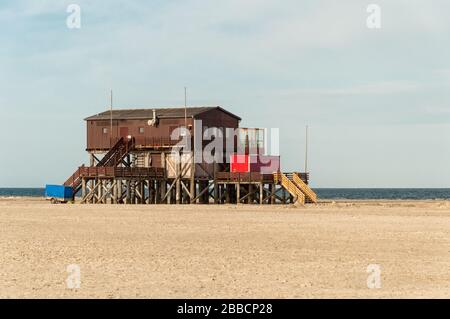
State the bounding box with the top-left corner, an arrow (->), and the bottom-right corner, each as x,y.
190,154 -> 195,204
191,181 -> 213,203
81,178 -> 86,200
213,163 -> 219,204
176,155 -> 181,204
236,182 -> 240,205
260,183 -> 263,204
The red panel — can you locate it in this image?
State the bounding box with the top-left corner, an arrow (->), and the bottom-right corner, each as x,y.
230,155 -> 250,173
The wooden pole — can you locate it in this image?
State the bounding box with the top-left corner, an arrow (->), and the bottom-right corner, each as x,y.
260,183 -> 263,204
81,178 -> 86,200
236,182 -> 240,205
184,87 -> 187,133
139,180 -> 145,204
190,153 -> 195,204
148,179 -> 152,204
155,180 -> 160,204
98,179 -> 103,204
110,89 -> 113,148
161,153 -> 167,204
89,154 -> 95,203
117,179 -> 122,204
126,180 -> 131,204
305,125 -> 309,173
176,153 -> 181,204
213,162 -> 219,204
112,179 -> 117,204
270,183 -> 274,204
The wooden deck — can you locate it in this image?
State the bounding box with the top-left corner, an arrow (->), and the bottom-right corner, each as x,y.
78,166 -> 165,179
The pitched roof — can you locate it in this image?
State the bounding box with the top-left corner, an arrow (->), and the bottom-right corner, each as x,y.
84,106 -> 241,121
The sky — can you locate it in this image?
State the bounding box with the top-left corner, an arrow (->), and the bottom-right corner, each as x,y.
1,0 -> 450,188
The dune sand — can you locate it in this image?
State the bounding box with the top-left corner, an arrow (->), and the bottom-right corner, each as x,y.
0,197 -> 449,298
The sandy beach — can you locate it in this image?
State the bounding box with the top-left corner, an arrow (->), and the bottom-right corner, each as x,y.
0,197 -> 449,298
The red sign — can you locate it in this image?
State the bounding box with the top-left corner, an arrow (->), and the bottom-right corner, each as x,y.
230,155 -> 250,173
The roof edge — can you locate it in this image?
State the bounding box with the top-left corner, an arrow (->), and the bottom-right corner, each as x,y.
195,106 -> 242,121
84,106 -> 242,121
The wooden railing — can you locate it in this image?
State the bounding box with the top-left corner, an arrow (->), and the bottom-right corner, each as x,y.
274,172 -> 305,204
77,166 -> 165,178
216,172 -> 275,183
65,138 -> 136,191
292,173 -> 317,203
64,165 -> 84,189
133,136 -> 192,148
97,137 -> 124,166
98,137 -> 135,167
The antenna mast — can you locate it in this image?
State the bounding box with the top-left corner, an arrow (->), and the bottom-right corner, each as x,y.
184,87 -> 187,134
305,125 -> 309,173
110,89 -> 113,146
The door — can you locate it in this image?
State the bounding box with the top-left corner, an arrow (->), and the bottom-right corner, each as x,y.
119,127 -> 129,138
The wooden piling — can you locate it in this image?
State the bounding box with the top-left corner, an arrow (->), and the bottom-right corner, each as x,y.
259,183 -> 263,204
236,182 -> 240,205
213,163 -> 219,204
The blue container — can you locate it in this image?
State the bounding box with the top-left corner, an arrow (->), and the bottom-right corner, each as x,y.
45,185 -> 74,203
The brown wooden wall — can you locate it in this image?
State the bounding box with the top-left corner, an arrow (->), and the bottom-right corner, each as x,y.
86,108 -> 240,151
195,108 -> 240,162
195,108 -> 240,130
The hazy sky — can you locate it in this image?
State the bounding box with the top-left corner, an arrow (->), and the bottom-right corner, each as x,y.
1,0 -> 450,188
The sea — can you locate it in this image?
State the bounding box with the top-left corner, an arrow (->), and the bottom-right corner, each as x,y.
1,188 -> 449,200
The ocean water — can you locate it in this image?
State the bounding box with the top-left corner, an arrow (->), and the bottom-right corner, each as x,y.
314,188 -> 450,200
0,188 -> 449,200
0,188 -> 45,197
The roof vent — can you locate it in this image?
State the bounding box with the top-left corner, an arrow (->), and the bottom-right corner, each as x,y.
147,109 -> 158,127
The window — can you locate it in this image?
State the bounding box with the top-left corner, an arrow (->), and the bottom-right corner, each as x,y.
257,128 -> 265,148
139,127 -> 145,134
238,128 -> 247,147
102,128 -> 108,134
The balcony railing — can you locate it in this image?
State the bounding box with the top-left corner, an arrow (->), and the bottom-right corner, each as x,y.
216,172 -> 275,183
78,166 -> 165,178
107,136 -> 192,149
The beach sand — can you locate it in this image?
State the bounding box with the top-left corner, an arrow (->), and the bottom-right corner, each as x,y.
0,197 -> 449,298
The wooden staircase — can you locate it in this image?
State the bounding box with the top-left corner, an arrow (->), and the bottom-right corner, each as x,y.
64,137 -> 135,195
274,172 -> 318,205
97,137 -> 135,167
63,165 -> 85,195
274,172 -> 305,205
292,172 -> 317,203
